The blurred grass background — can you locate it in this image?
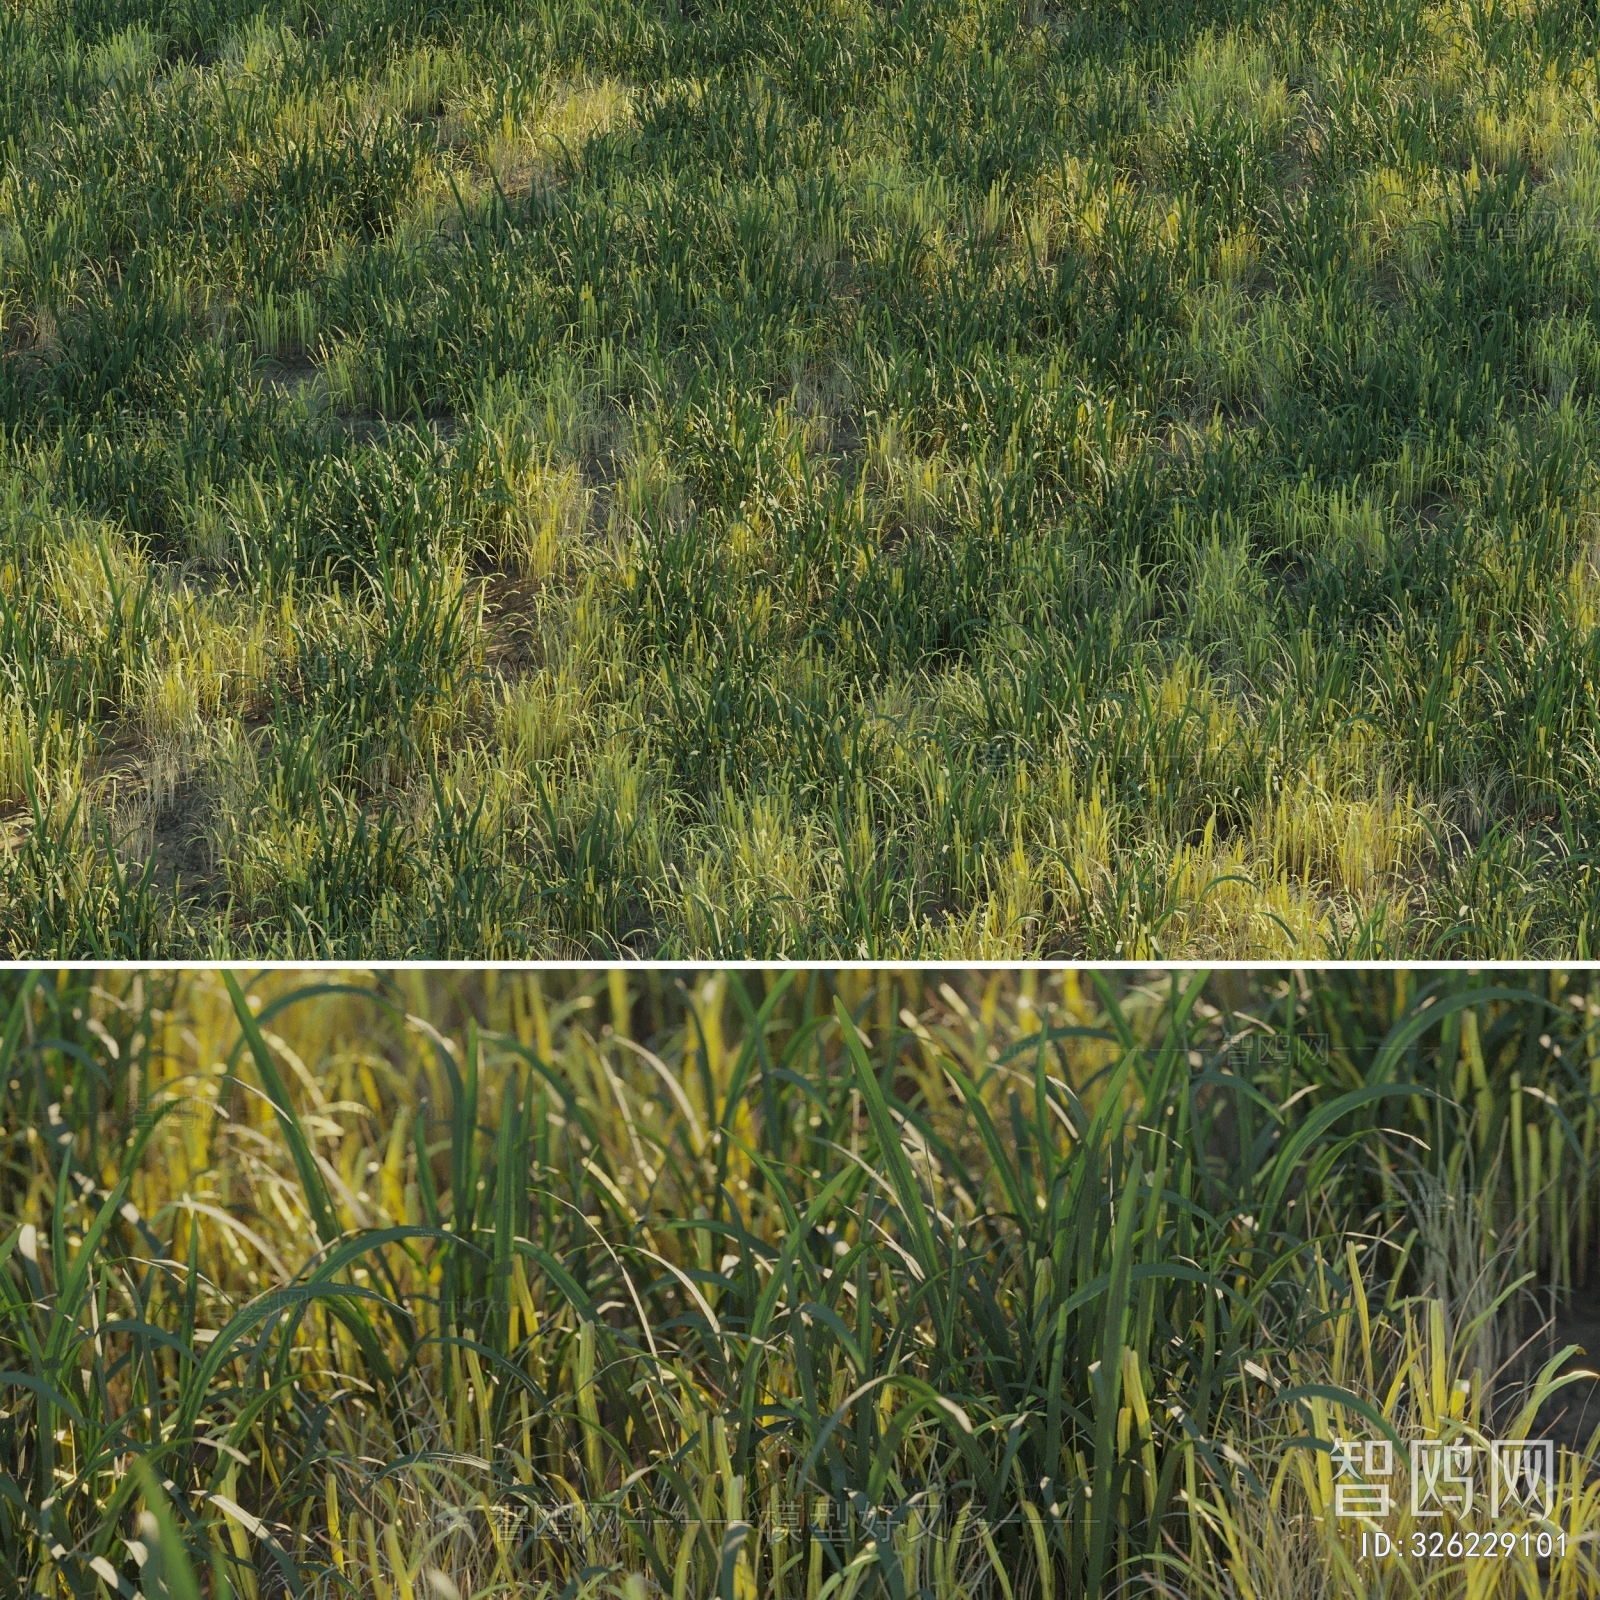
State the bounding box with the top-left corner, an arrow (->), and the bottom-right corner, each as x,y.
5,966 -> 1600,1597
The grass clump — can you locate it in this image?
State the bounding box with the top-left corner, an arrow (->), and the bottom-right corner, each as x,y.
14,2 -> 1600,951
5,968 -> 1600,1596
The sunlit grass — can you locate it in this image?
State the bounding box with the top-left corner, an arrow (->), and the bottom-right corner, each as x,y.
5,970 -> 1600,1596
8,0 -> 1600,953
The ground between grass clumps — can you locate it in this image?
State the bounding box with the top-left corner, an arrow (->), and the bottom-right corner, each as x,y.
6,968 -> 1600,1598
13,0 -> 1600,955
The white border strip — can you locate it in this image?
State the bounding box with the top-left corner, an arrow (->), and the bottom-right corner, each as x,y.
0,960 -> 1594,972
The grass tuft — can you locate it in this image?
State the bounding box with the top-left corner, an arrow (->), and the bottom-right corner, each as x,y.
5,970 -> 1600,1595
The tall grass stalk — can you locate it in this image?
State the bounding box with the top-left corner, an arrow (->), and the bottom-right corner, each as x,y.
3,970 -> 1600,1597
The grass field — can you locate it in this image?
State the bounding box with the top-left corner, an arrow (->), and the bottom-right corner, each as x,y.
12,0 -> 1600,954
5,967 -> 1600,1598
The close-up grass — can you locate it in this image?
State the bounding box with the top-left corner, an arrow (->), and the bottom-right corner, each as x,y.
12,0 -> 1600,954
5,967 -> 1600,1597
